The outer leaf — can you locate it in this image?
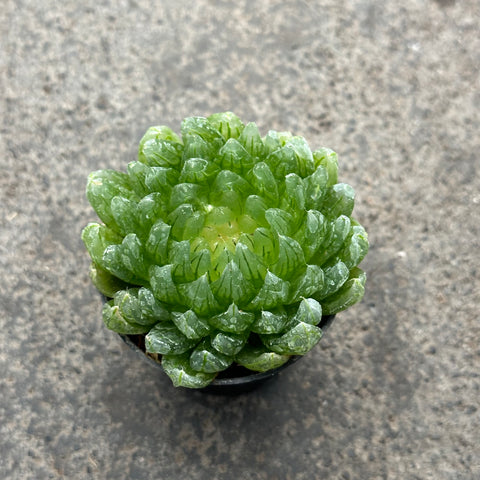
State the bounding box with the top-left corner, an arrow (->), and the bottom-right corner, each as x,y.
325,224 -> 369,270
304,165 -> 329,210
293,210 -> 327,262
313,148 -> 338,186
178,274 -> 222,316
189,339 -> 233,373
102,300 -> 149,334
81,223 -> 122,268
149,264 -> 183,305
313,215 -> 351,266
138,125 -> 181,156
169,183 -> 208,210
145,322 -> 197,355
237,122 -> 265,158
280,173 -> 306,215
261,322 -> 323,355
265,208 -> 294,236
140,139 -> 183,167
138,287 -> 171,323
314,261 -> 350,300
144,166 -> 179,196
247,271 -> 290,310
244,195 -> 269,227
102,235 -> 148,285
145,220 -> 171,265
235,345 -> 290,372
207,111 -> 245,140
249,162 -> 278,206
181,116 -> 225,150
210,260 -> 255,306
320,183 -> 355,219
265,145 -> 298,178
88,262 -> 130,298
292,298 -> 323,326
234,242 -> 267,287
86,170 -> 138,230
322,267 -> 367,313
289,264 -> 325,303
179,158 -> 219,185
127,161 -> 150,197
168,240 -> 195,282
250,308 -> 289,334
209,303 -> 256,334
137,193 -> 167,235
162,353 -> 216,388
111,196 -> 139,236
171,310 -> 211,340
211,330 -> 248,356
286,136 -> 315,177
270,235 -> 306,280
216,138 -> 255,174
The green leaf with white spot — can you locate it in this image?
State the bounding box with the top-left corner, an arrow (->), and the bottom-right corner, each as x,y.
162,353 -> 216,388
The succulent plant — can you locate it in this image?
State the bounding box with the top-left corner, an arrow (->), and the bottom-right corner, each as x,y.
82,112 -> 368,388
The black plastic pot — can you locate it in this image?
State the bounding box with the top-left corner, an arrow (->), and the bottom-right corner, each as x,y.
118,313 -> 336,395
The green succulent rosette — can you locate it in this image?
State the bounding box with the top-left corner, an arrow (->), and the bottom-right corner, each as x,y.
82,112 -> 368,388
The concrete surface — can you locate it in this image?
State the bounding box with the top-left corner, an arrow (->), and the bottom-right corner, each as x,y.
1,0 -> 479,479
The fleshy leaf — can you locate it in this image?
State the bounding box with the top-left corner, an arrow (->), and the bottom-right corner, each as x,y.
145,322 -> 197,355
111,196 -> 139,236
322,268 -> 366,315
210,260 -> 255,306
140,139 -> 183,167
207,111 -> 245,140
211,330 -> 248,356
270,235 -> 306,280
115,287 -> 167,327
137,193 -> 166,236
145,220 -> 171,265
167,204 -> 195,241
244,195 -> 269,226
305,165 -> 329,210
127,161 -> 150,197
250,308 -> 289,334
265,208 -> 294,236
102,234 -> 148,285
286,136 -> 315,177
178,274 -> 222,316
168,240 -> 195,282
320,183 -> 355,219
149,264 -> 183,306
325,224 -> 369,270
235,345 -> 290,372
234,242 -> 267,286
292,298 -> 323,326
102,300 -> 149,334
313,148 -> 338,186
162,353 -> 216,388
138,125 -> 181,156
216,138 -> 255,174
181,116 -> 225,151
289,264 -> 325,303
249,162 -> 278,205
81,223 -> 122,268
89,262 -> 130,298
189,339 -> 233,373
179,158 -> 219,185
238,122 -> 265,158
281,173 -> 306,215
261,322 -> 323,355
209,303 -> 255,334
314,261 -> 350,299
313,215 -> 351,266
86,170 -> 138,230
293,210 -> 327,262
169,183 -> 208,211
171,310 -> 211,340
247,271 -> 290,310
144,166 -> 179,196
265,145 -> 299,178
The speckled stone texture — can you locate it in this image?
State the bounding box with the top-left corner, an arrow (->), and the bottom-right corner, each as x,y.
1,0 -> 479,479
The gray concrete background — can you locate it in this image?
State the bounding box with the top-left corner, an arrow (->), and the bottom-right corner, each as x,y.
1,1 -> 479,479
